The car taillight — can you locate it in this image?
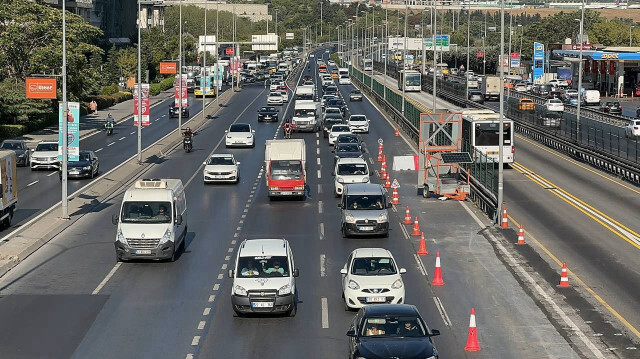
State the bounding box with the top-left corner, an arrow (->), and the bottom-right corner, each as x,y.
512,147 -> 515,154
635,127 -> 639,130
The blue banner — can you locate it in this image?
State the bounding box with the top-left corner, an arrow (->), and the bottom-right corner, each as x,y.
533,42 -> 545,82
58,102 -> 80,161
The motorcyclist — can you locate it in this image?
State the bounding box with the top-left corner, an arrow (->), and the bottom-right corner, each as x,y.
282,120 -> 295,138
182,127 -> 194,150
105,113 -> 114,133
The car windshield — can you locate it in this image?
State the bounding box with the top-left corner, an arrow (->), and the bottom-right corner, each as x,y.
338,163 -> 367,175
336,144 -> 360,153
35,143 -> 58,152
361,316 -> 426,337
295,108 -> 316,116
236,255 -> 290,278
350,116 -> 366,122
351,90 -> 361,94
269,93 -> 281,98
332,125 -> 349,132
121,201 -> 172,224
1,142 -> 23,150
75,153 -> 90,162
328,99 -> 344,106
270,160 -> 303,180
337,135 -> 358,144
260,107 -> 276,112
326,108 -> 341,114
549,100 -> 562,104
345,194 -> 384,210
207,156 -> 234,165
230,124 -> 250,132
351,257 -> 396,276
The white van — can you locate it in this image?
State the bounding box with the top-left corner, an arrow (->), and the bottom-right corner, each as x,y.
334,158 -> 370,197
229,238 -> 299,317
583,90 -> 600,106
112,179 -> 187,262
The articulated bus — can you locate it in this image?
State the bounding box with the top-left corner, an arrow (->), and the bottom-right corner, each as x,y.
398,70 -> 421,92
461,110 -> 514,164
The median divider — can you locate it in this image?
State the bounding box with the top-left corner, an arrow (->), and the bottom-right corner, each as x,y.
0,87 -> 237,278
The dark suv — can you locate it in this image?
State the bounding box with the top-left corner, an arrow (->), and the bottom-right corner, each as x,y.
169,104 -> 189,118
600,101 -> 622,114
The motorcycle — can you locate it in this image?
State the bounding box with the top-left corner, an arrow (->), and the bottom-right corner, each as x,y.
284,126 -> 292,139
105,123 -> 114,136
183,137 -> 193,153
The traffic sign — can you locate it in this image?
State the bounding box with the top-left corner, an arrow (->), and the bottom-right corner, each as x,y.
391,179 -> 400,188
378,138 -> 384,145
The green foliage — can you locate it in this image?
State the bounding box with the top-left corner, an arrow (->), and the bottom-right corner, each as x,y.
0,78 -> 52,123
101,84 -> 120,96
149,77 -> 175,97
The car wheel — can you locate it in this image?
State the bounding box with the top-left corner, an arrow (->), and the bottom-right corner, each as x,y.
288,300 -> 297,317
115,253 -> 125,263
233,310 -> 243,318
344,299 -> 351,312
341,225 -> 348,238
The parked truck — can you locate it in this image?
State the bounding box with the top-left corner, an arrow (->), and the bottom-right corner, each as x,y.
265,139 -> 306,200
0,151 -> 18,228
481,75 -> 501,101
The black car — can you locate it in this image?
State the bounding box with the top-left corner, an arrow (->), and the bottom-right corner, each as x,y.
536,84 -> 552,96
322,117 -> 344,138
169,104 -> 189,118
336,133 -> 365,152
333,142 -> 363,165
347,304 -> 440,359
59,151 -> 99,179
600,101 -> 622,114
349,89 -> 363,102
636,105 -> 640,118
325,85 -> 338,96
548,90 -> 563,100
257,106 -> 279,122
327,98 -> 348,116
468,90 -> 484,104
0,140 -> 30,166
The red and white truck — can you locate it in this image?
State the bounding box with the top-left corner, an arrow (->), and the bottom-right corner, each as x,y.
265,139 -> 306,200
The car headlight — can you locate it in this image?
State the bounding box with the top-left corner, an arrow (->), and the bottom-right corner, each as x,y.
18,153 -> 25,158
234,285 -> 247,296
391,279 -> 404,289
278,284 -> 291,296
362,177 -> 369,183
294,186 -> 304,191
116,229 -> 127,244
83,166 -> 91,170
348,280 -> 360,290
270,186 -> 279,191
344,212 -> 355,223
159,228 -> 172,244
246,135 -> 253,139
337,176 -> 345,183
378,212 -> 388,223
231,170 -> 237,174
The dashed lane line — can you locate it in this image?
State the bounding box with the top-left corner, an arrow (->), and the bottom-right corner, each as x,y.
321,297 -> 329,329
46,172 -> 57,177
320,254 -> 326,277
319,223 -> 325,240
413,254 -> 428,277
191,336 -> 200,346
26,180 -> 38,187
203,308 -> 211,316
208,295 -> 216,303
433,296 -> 453,328
95,148 -> 103,153
317,148 -> 320,155
318,200 -> 323,214
317,158 -> 321,165
118,136 -> 126,141
317,169 -> 322,179
318,184 -> 322,194
107,142 -> 115,147
130,131 -> 136,135
198,321 -> 206,330
91,263 -> 122,295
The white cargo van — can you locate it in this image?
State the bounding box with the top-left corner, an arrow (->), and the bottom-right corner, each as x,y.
112,179 -> 187,262
583,90 -> 600,106
228,238 -> 299,317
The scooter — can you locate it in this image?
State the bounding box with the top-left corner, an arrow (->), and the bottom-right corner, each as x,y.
105,123 -> 113,136
183,137 -> 193,153
284,127 -> 292,139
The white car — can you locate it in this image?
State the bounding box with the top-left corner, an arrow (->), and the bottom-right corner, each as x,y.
545,99 -> 564,112
328,124 -> 352,145
203,154 -> 239,183
625,120 -> 640,138
328,60 -> 335,66
278,90 -> 289,103
547,79 -> 569,88
322,78 -> 334,88
302,80 -> 314,87
334,158 -> 369,197
269,81 -> 284,91
30,141 -> 59,170
267,92 -> 284,105
514,83 -> 527,93
225,123 -> 255,148
347,114 -> 369,134
341,248 -> 406,310
339,75 -> 351,85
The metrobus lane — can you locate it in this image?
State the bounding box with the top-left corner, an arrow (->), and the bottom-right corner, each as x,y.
0,85 -> 270,359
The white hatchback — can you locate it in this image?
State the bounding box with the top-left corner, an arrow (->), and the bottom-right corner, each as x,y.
348,114 -> 369,134
341,248 -> 406,310
225,123 -> 255,148
334,158 -> 369,197
625,120 -> 640,138
328,124 -> 352,145
203,154 -> 239,183
545,99 -> 564,112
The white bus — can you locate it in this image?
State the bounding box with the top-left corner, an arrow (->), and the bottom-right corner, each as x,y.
461,111 -> 514,164
363,58 -> 373,71
398,70 -> 421,92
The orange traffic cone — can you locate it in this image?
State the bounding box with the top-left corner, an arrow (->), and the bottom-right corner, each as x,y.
381,160 -> 387,171
380,168 -> 387,180
500,205 -> 509,229
404,206 -> 412,224
384,177 -> 391,188
377,151 -> 383,162
464,308 -> 481,352
517,225 -> 525,245
391,187 -> 399,204
417,232 -> 429,255
395,127 -> 400,137
431,251 -> 444,286
412,217 -> 421,236
559,263 -> 570,287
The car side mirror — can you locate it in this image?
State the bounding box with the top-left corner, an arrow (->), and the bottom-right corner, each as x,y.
111,214 -> 119,225
429,329 -> 440,337
340,268 -> 347,275
387,203 -> 393,209
236,161 -> 241,165
346,330 -> 357,337
337,203 -> 342,209
202,161 -> 207,165
293,268 -> 300,277
175,214 -> 183,225
399,268 -> 407,274
225,130 -> 228,133
228,269 -> 234,278
252,130 -> 256,133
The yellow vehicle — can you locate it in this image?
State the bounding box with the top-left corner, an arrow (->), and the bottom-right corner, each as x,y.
518,98 -> 535,111
194,87 -> 216,97
331,69 -> 339,79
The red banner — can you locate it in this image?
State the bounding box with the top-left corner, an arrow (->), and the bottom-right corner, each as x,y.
133,83 -> 150,127
609,60 -> 615,75
26,78 -> 57,99
174,77 -> 188,108
592,60 -> 598,74
476,51 -> 484,58
510,52 -> 520,58
225,47 -> 234,55
584,59 -> 589,73
600,60 -> 606,74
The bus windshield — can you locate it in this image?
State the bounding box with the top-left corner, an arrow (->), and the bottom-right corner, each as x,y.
405,74 -> 421,86
475,123 -> 512,146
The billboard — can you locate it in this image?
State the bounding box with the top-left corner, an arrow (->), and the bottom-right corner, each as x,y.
533,42 -> 545,82
160,62 -> 177,74
58,102 -> 80,162
286,32 -> 294,40
26,78 -> 57,99
510,52 -> 520,67
198,35 -> 218,54
133,83 -> 150,127
174,75 -> 188,108
387,37 -> 423,51
252,34 -> 278,51
424,35 -> 450,51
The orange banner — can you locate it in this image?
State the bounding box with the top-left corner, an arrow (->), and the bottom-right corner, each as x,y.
160,62 -> 177,74
26,78 -> 57,99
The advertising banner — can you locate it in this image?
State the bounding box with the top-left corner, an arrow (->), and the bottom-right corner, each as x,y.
510,52 -> 520,67
26,78 -> 57,99
251,34 -> 278,51
0,155 -> 17,207
133,83 -> 150,127
476,51 -> 484,58
424,35 -> 450,51
58,102 -> 80,161
387,37 -> 423,51
174,76 -> 188,108
213,64 -> 224,87
160,62 -> 177,74
286,32 -> 294,40
533,42 -> 545,82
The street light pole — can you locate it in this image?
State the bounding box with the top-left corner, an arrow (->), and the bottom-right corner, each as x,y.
402,3 -> 408,114
178,0 -> 183,132
216,1 -> 219,109
631,25 -> 635,47
466,2 -> 470,96
384,9 -> 388,100
202,0 -> 207,126
577,1 -> 585,143
275,9 -> 279,40
62,0 -> 69,218
137,1 -> 142,164
507,0 -> 513,75
321,1 -> 323,38
432,1 -> 438,112
497,0 -> 505,220
421,10 -> 427,76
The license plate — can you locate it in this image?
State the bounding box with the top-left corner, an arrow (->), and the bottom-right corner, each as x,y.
366,297 -> 386,303
235,142 -> 244,144
264,116 -> 271,119
213,175 -> 227,179
358,226 -> 374,231
280,191 -> 292,195
135,249 -> 152,255
252,302 -> 273,308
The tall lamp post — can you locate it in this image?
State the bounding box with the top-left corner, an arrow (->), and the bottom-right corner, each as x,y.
497,0 -> 505,221
137,1 -> 142,164
62,0 -> 69,218
465,2 -> 471,96
432,0 -> 438,112
178,0 -> 183,132
576,0 -> 585,143
402,2 -> 408,114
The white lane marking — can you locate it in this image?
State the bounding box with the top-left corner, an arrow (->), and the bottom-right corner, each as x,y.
130,131 -> 136,135
413,254 -> 428,277
46,171 -> 57,177
203,308 -> 211,316
321,297 -> 329,329
225,255 -> 230,261
95,148 -> 103,153
317,158 -> 321,165
92,262 -> 122,295
317,148 -> 320,155
191,336 -> 200,346
186,354 -> 194,359
319,223 -> 325,240
221,263 -> 227,270
316,132 -> 319,138
318,200 -> 323,214
317,169 -> 322,179
217,273 -> 223,279
208,295 -> 216,302
213,283 -> 220,291
318,184 -> 322,194
198,321 -> 206,330
155,119 -> 160,122
233,233 -> 239,238
231,240 -> 237,245
399,222 -> 410,240
433,296 -> 453,327
459,201 -> 605,358
107,142 -> 115,147
27,180 -> 39,187
392,206 -> 397,213
368,157 -> 373,165
118,136 -> 126,141
320,254 -> 326,277
316,139 -> 320,146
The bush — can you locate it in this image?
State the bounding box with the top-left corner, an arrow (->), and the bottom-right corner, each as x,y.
150,77 -> 175,96
0,124 -> 26,139
101,84 -> 119,96
93,95 -> 116,109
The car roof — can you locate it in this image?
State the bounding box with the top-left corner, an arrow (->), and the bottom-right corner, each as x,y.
37,141 -> 58,145
239,238 -> 288,257
337,157 -> 367,165
2,139 -> 23,143
210,153 -> 234,158
352,247 -> 392,258
363,304 -> 419,317
344,183 -> 383,195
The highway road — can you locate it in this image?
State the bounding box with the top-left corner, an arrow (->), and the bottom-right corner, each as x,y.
0,50 -> 603,359
370,68 -> 640,356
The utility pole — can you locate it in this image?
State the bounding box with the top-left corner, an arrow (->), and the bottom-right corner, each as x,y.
275,9 -> 279,40
320,1 -> 323,37
216,1 -> 219,108
421,10 -> 427,76
178,0 -> 183,131
577,0 -> 585,143
202,0 -> 207,126
137,1 -> 142,164
466,2 -> 470,96
402,2 -> 408,114
507,0 -> 513,75
62,0 -> 69,218
483,12 -> 487,75
497,0 -> 505,221
384,9 -> 388,100
432,1 -> 437,112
